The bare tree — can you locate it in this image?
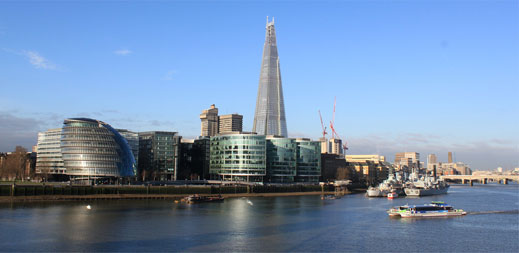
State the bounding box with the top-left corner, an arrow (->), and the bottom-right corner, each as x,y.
0,146 -> 28,181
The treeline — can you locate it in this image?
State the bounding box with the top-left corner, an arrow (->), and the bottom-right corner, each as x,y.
0,146 -> 33,181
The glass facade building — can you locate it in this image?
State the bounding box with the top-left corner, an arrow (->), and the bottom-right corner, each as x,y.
36,128 -> 65,175
266,136 -> 297,183
252,17 -> 288,137
60,118 -> 136,179
138,131 -> 181,181
295,139 -> 321,182
210,134 -> 266,182
210,134 -> 321,183
116,129 -> 139,176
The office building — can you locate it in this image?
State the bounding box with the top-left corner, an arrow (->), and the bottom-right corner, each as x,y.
329,138 -> 343,155
252,17 -> 288,137
209,133 -> 267,182
210,133 -> 321,183
266,136 -> 297,183
219,114 -> 243,134
394,152 -> 420,170
35,128 -> 65,175
321,153 -> 358,182
60,118 -> 136,179
295,138 -> 321,182
138,131 -> 181,181
448,152 -> 453,163
200,104 -> 219,137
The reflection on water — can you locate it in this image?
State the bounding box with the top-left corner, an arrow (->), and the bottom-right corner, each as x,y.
0,184 -> 518,252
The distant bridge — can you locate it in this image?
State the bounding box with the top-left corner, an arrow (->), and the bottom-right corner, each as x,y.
440,175 -> 519,186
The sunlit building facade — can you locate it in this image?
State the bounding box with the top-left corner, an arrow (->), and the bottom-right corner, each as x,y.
35,128 -> 65,175
295,139 -> 321,182
266,136 -> 297,183
60,118 -> 136,179
210,133 -> 266,182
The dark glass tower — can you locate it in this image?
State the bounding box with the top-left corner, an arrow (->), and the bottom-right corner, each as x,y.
253,17 -> 288,137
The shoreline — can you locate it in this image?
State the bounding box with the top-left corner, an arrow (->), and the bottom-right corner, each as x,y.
0,191 -> 357,203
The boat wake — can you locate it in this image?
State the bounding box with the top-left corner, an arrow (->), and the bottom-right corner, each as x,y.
468,210 -> 519,215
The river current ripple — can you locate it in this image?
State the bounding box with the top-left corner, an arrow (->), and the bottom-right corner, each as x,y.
1,183 -> 518,252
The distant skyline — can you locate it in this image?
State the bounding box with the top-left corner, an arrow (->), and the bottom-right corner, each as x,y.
0,1 -> 517,170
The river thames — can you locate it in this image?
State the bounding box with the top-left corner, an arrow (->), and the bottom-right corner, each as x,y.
1,183 -> 518,252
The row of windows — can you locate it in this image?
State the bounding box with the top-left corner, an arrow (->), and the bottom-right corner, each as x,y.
66,168 -> 119,176
211,151 -> 265,155
65,161 -> 118,168
62,135 -> 114,141
62,154 -> 121,162
62,141 -> 117,148
61,147 -> 118,155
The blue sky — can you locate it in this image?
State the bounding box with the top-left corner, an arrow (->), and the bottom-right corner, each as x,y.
0,1 -> 517,170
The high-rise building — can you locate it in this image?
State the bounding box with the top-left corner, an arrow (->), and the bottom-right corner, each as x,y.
428,154 -> 437,164
329,138 -> 343,155
253,17 -> 288,137
36,128 -> 65,175
138,131 -> 181,181
218,114 -> 243,134
448,152 -> 453,163
200,104 -> 219,137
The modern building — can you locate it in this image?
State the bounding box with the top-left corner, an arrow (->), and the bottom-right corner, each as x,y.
117,129 -> 139,176
219,114 -> 243,134
328,138 -> 344,155
448,152 -> 453,163
35,128 -> 65,175
194,137 -> 211,179
266,136 -> 297,183
295,138 -> 321,182
209,133 -> 267,182
252,17 -> 288,137
60,118 -> 136,180
200,104 -> 219,137
138,131 -> 181,181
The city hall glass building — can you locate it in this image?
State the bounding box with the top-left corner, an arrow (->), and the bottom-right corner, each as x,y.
36,118 -> 136,180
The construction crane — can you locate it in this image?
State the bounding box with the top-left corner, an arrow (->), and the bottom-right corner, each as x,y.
329,97 -> 349,152
318,110 -> 327,140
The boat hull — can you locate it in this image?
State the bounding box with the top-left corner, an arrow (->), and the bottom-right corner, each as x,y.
399,211 -> 466,218
404,185 -> 449,196
367,188 -> 388,197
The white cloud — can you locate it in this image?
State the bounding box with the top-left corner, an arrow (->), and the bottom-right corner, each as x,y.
22,50 -> 57,70
114,49 -> 132,56
163,70 -> 176,81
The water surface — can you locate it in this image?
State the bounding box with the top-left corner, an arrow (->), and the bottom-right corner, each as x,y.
1,184 -> 518,252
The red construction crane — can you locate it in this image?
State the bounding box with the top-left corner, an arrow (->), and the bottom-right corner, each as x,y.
329,97 -> 349,152
318,110 -> 327,140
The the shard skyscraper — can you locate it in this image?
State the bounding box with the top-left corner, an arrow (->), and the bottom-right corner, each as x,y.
253,17 -> 288,137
